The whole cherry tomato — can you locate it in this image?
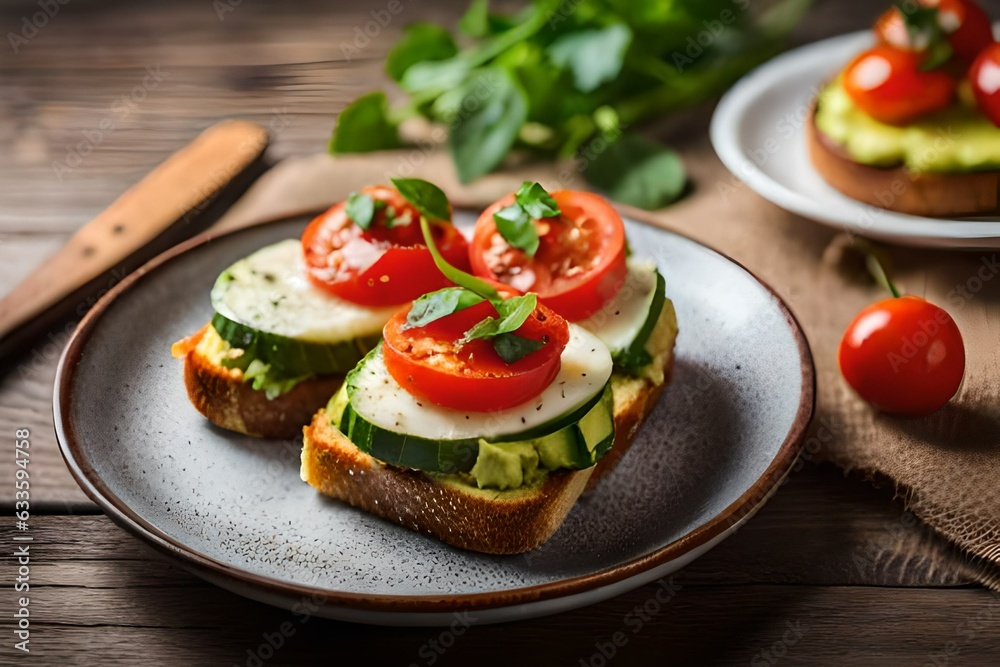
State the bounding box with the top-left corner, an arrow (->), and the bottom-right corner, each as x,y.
875,0 -> 994,69
969,42 -> 1000,126
839,295 -> 965,416
842,46 -> 957,125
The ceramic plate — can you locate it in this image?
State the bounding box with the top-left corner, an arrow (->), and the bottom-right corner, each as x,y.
55,213 -> 814,626
711,30 -> 1000,249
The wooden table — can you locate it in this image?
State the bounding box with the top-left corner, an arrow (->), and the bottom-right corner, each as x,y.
2,0 -> 999,663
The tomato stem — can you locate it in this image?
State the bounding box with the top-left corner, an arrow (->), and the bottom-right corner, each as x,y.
862,248 -> 901,299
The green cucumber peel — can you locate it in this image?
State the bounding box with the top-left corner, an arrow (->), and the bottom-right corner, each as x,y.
339,365 -> 615,485
613,270 -> 666,373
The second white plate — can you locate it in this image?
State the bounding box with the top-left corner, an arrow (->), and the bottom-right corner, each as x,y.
711,30 -> 1000,249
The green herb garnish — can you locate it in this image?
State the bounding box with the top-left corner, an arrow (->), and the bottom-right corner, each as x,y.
398,185 -> 542,364
345,192 -> 376,230
391,177 -> 452,222
893,1 -> 953,71
329,91 -> 401,154
492,333 -> 545,364
492,181 -> 561,256
461,293 -> 537,342
330,0 -> 809,209
404,287 -> 484,330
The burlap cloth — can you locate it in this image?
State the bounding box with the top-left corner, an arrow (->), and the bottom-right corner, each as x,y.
213,127 -> 1000,586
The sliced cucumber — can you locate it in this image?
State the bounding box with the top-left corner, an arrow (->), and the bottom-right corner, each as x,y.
580,259 -> 666,374
210,239 -> 397,344
332,380 -> 614,476
343,324 -> 613,441
614,271 -> 666,372
211,313 -> 379,377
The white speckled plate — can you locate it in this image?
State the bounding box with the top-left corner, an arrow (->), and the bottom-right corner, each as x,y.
711,30 -> 1000,249
55,212 -> 814,626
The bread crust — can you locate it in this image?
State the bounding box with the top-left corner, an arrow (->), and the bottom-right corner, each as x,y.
807,101 -> 1000,217
300,307 -> 678,553
301,415 -> 593,554
181,331 -> 342,439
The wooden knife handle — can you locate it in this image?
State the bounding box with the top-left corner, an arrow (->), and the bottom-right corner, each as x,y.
0,119 -> 270,360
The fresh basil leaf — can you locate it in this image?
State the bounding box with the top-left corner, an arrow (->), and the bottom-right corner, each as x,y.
461,316 -> 500,341
458,0 -> 490,37
515,181 -> 560,219
401,57 -> 471,94
599,0 -> 687,30
329,91 -> 401,154
463,294 -> 537,342
584,133 -> 686,210
492,333 -> 544,364
922,40 -> 953,72
496,293 -> 537,331
345,192 -> 376,230
459,0 -> 531,38
890,2 -> 952,71
391,178 -> 451,222
404,287 -> 484,330
450,67 -> 528,183
382,204 -> 399,228
896,2 -> 940,38
491,182 -> 559,256
548,24 -> 632,93
386,23 -> 458,83
493,204 -> 539,256
419,216 -> 502,304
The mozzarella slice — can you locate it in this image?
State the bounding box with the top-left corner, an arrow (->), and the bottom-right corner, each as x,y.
347,324 -> 613,441
210,239 -> 397,344
579,259 -> 659,354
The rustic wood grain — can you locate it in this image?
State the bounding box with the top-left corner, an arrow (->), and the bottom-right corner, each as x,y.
0,463 -> 979,587
0,120 -> 269,345
9,588 -> 1000,666
1,0 -> 998,661
0,488 -> 1000,665
1,514 -> 997,666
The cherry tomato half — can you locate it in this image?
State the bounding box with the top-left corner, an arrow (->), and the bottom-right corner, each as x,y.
382,298 -> 570,412
843,46 -> 957,125
302,185 -> 470,307
838,296 -> 965,416
875,0 -> 994,69
469,190 -> 628,322
970,42 -> 1000,126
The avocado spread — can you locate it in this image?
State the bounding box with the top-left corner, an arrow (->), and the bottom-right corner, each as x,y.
470,441 -> 541,491
815,78 -> 1000,172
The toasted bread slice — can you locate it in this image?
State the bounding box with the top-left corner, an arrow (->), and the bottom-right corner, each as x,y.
176,324 -> 342,439
807,99 -> 1000,217
302,413 -> 594,554
300,299 -> 678,554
